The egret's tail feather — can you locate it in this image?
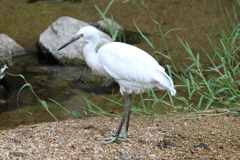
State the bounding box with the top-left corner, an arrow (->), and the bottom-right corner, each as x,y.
170,89 -> 176,96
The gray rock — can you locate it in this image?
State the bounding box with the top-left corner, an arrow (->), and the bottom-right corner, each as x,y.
0,42 -> 11,79
79,72 -> 115,87
0,43 -> 12,68
9,151 -> 24,158
0,34 -> 26,58
37,16 -> 112,65
40,65 -> 116,87
0,34 -> 26,79
89,18 -> 124,33
89,18 -> 143,45
38,17 -> 115,87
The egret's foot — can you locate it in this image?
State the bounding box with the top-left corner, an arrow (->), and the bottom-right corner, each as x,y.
97,132 -> 129,144
115,132 -> 128,139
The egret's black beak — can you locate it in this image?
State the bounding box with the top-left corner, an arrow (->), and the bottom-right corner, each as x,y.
57,36 -> 79,51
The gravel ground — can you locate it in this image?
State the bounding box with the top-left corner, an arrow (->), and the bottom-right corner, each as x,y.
0,115 -> 239,159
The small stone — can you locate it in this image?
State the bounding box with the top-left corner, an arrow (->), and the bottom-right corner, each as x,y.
58,81 -> 68,87
194,143 -> 210,151
58,141 -> 65,145
9,152 -> 24,157
149,154 -> 156,159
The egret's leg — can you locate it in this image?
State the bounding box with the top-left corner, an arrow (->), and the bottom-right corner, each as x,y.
124,108 -> 131,138
114,92 -> 131,139
118,92 -> 131,139
97,92 -> 131,143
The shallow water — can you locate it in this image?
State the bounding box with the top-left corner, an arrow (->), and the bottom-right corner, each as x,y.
0,0 -> 238,130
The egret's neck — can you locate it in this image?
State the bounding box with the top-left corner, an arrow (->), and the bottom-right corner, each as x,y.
82,40 -> 98,57
82,41 -> 99,70
81,33 -> 101,71
82,35 -> 99,54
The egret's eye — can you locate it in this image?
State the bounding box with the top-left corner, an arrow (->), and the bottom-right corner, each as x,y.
78,34 -> 84,38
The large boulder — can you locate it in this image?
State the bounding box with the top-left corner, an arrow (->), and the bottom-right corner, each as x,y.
0,34 -> 26,105
37,16 -> 112,65
0,43 -> 12,69
0,34 -> 26,79
0,34 -> 26,58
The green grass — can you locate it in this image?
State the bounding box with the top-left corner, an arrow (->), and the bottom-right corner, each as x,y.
80,2 -> 240,119
139,5 -> 239,118
148,5 -> 239,117
6,72 -> 82,120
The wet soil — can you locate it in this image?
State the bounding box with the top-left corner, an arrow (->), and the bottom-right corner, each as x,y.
0,115 -> 239,159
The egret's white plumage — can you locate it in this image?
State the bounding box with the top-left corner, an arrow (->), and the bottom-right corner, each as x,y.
74,27 -> 176,95
58,26 -> 176,143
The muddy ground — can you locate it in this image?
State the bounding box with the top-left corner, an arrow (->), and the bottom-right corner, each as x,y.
0,115 -> 239,159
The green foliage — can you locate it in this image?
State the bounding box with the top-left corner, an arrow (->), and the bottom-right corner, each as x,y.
145,5 -> 240,117
48,98 -> 82,119
82,3 -> 240,118
76,97 -> 117,117
133,20 -> 154,48
95,4 -> 119,42
6,72 -> 82,120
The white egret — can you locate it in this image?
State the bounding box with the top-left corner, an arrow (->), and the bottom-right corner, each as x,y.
58,26 -> 176,143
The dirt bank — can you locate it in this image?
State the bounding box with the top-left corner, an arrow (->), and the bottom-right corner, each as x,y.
0,115 -> 239,159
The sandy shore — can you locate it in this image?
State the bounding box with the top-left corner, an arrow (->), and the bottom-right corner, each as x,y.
0,115 -> 239,159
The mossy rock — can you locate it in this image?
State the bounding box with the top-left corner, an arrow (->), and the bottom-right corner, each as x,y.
26,66 -> 48,73
79,73 -> 115,87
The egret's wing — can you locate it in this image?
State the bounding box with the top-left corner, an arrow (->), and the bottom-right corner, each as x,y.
98,42 -> 172,87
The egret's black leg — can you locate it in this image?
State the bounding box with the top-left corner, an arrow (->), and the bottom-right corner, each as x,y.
114,92 -> 131,139
123,92 -> 131,138
125,108 -> 131,135
97,92 -> 131,143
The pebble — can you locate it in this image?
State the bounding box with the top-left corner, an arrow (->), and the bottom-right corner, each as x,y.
148,154 -> 156,159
